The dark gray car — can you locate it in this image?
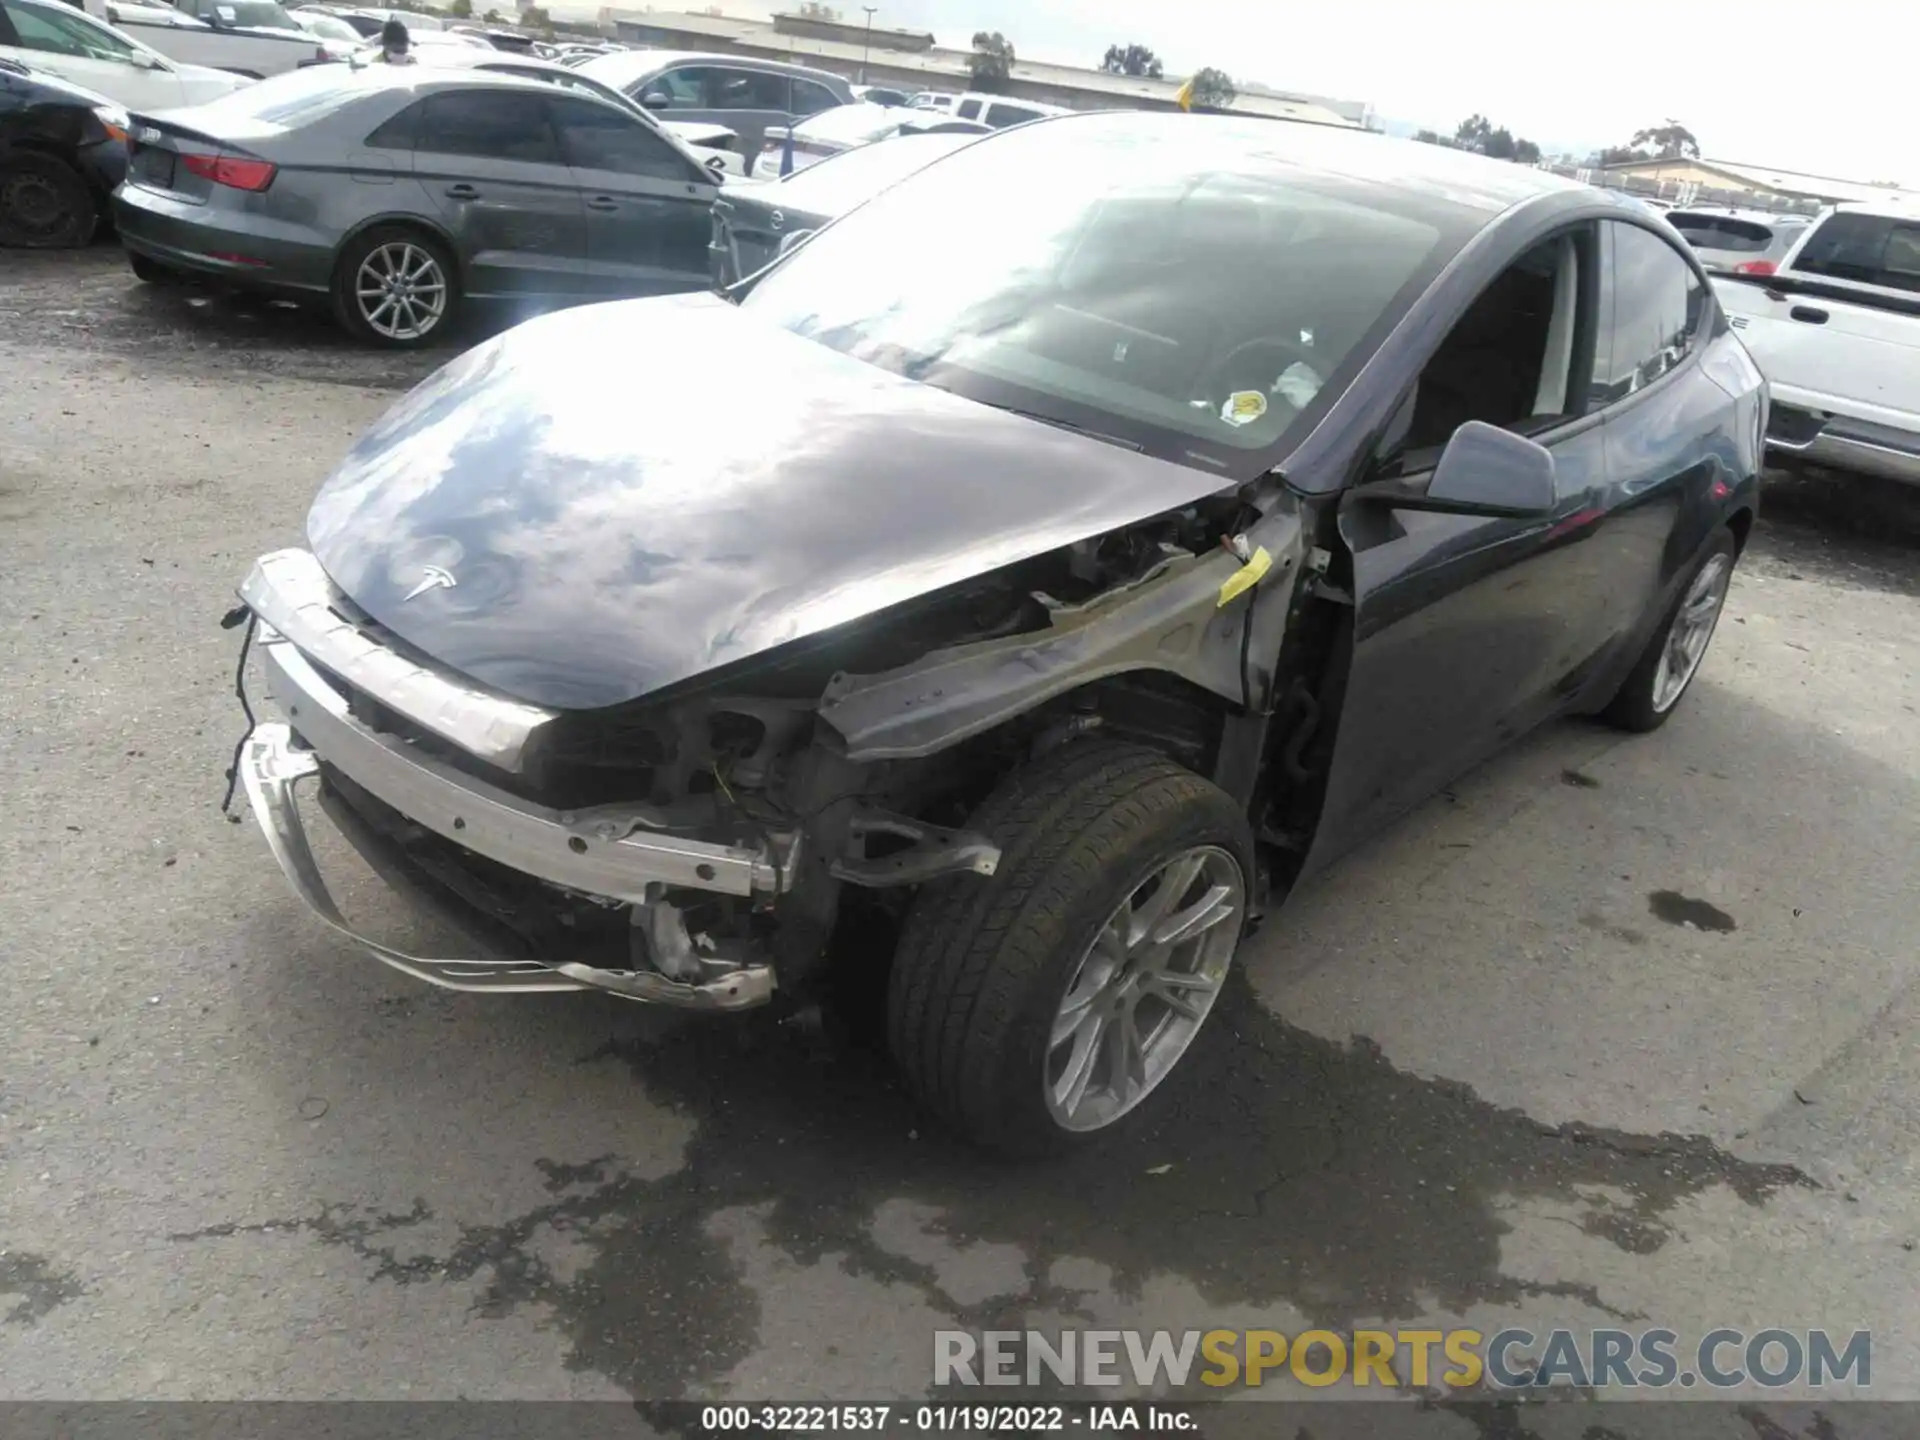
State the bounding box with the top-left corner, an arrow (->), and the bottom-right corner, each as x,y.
114,63 -> 720,345
575,49 -> 853,165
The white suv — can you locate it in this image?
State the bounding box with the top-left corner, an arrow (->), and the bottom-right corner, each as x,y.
946,91 -> 1068,129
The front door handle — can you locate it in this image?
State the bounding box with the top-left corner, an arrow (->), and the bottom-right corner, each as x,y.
445,183 -> 480,200
1789,305 -> 1829,325
586,196 -> 618,212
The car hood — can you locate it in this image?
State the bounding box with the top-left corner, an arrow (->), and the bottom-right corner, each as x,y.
306,293 -> 1238,711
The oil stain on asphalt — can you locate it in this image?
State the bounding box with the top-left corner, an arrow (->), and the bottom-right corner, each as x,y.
167,979 -> 1811,1399
0,1249 -> 84,1325
1648,890 -> 1739,932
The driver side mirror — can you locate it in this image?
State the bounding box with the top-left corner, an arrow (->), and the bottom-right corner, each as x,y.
640,91 -> 670,110
1356,421 -> 1557,518
133,51 -> 167,68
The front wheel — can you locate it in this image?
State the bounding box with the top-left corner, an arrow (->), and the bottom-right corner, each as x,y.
887,742 -> 1254,1156
1600,528 -> 1738,732
0,154 -> 96,249
331,226 -> 458,348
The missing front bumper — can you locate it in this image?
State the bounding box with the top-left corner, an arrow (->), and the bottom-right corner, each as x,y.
236,721 -> 776,1010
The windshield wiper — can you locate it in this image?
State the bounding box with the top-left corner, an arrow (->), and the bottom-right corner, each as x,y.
964,398 -> 1145,452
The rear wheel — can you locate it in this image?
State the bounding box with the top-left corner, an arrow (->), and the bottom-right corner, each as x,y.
887,742 -> 1254,1156
1600,529 -> 1738,732
331,225 -> 458,348
0,154 -> 96,249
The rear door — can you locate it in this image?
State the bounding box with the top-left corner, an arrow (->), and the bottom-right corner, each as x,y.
547,93 -> 716,297
702,64 -> 792,157
0,0 -> 190,109
410,87 -> 588,298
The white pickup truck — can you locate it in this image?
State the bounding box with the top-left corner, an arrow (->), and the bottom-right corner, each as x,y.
83,0 -> 351,77
1712,200 -> 1920,486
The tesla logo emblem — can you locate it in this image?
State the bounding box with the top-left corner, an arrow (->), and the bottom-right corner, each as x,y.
401,565 -> 457,602
769,209 -> 785,230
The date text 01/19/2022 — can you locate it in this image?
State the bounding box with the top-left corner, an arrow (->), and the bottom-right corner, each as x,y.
696,1405 -> 1197,1432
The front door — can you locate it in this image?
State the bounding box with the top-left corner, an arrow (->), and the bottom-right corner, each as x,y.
1303,222 -> 1648,868
547,94 -> 716,297
410,88 -> 588,299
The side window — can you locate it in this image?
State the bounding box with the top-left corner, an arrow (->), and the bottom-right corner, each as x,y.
364,101 -> 420,150
1884,224 -> 1920,294
1595,222 -> 1699,404
417,90 -> 558,165
549,96 -> 691,182
641,65 -> 710,106
986,103 -> 1042,128
1391,227 -> 1599,459
955,96 -> 982,120
3,0 -> 140,59
709,66 -> 788,110
1794,213 -> 1920,294
791,77 -> 838,117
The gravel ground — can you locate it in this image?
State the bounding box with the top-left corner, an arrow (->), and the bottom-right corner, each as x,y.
3,249 -> 1919,1430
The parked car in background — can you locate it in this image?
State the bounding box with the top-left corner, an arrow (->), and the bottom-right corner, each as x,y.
1666,206 -> 1812,276
380,46 -> 747,178
1714,200 -> 1920,485
228,114 -> 1762,1155
577,49 -> 854,159
752,99 -> 988,177
850,82 -> 907,107
711,128 -> 981,284
286,6 -> 357,44
907,90 -> 952,111
0,54 -> 126,245
115,65 -> 721,345
80,0 -> 352,76
1,0 -> 249,110
946,90 -> 1069,128
339,6 -> 442,33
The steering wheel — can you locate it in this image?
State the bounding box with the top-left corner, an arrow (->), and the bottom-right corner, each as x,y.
1192,335 -> 1324,415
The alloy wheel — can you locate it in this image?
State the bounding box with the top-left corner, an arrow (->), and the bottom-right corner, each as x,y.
1651,553 -> 1732,713
354,241 -> 447,341
1043,844 -> 1246,1132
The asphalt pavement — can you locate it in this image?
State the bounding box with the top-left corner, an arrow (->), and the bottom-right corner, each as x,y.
3,250 -> 1919,1426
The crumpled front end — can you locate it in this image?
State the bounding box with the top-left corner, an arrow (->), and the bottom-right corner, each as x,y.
233,548 -> 811,1008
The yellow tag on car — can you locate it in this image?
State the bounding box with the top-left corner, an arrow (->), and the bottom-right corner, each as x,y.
1217,546 -> 1273,607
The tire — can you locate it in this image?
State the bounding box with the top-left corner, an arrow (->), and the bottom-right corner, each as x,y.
331,224 -> 458,348
128,251 -> 183,284
0,153 -> 97,250
887,742 -> 1255,1156
1600,528 -> 1738,733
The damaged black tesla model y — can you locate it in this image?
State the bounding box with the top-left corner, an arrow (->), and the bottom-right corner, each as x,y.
230,111 -> 1764,1154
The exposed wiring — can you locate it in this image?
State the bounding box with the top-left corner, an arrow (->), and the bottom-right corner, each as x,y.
712,761 -> 784,901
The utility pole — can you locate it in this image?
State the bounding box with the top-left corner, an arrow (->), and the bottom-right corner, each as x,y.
860,5 -> 876,83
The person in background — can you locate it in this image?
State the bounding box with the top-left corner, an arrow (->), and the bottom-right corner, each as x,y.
375,17 -> 413,63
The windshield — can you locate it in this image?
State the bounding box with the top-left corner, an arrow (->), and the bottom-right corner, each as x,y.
221,1 -> 299,29
775,132 -> 975,213
742,115 -> 1454,468
293,11 -> 359,40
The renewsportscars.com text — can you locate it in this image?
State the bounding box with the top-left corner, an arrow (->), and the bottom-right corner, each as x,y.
934,1327 -> 1872,1390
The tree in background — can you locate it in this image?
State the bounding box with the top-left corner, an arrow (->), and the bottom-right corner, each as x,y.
1188,66 -> 1236,108
481,6 -> 500,19
447,0 -> 470,16
520,2 -> 551,32
797,1 -> 842,18
968,31 -> 1015,92
1630,120 -> 1700,159
1101,43 -> 1162,78
1414,115 -> 1543,165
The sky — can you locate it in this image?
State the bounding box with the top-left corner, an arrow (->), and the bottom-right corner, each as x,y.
837,0 -> 1916,186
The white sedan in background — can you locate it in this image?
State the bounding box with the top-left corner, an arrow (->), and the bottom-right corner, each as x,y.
82,0 -> 352,76
0,0 -> 250,108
